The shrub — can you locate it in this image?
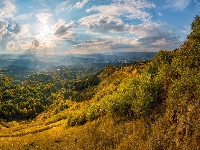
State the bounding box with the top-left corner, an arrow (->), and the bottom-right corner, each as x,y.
130,73 -> 161,117
66,110 -> 86,126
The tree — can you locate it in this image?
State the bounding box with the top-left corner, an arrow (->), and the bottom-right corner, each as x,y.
187,15 -> 200,41
172,15 -> 200,71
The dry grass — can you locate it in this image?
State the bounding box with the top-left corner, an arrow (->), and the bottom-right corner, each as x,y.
1,113 -> 199,150
0,116 -> 143,150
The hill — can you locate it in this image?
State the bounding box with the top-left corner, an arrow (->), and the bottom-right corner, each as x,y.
0,16 -> 200,149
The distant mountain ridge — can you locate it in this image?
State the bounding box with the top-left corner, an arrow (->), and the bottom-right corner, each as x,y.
0,52 -> 156,69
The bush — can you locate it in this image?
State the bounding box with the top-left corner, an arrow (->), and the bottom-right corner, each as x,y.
129,74 -> 161,117
66,110 -> 86,126
167,69 -> 200,108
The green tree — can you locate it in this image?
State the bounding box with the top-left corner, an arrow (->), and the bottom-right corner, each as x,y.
187,15 -> 200,41
172,15 -> 200,71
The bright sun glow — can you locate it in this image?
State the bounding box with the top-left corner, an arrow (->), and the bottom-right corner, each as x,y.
44,25 -> 49,31
39,24 -> 50,37
36,24 -> 55,49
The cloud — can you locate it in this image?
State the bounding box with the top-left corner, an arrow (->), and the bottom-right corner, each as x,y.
80,15 -> 126,34
0,20 -> 28,52
0,0 -> 188,54
86,0 -> 155,22
0,19 -> 8,39
165,0 -> 192,10
19,40 -> 32,50
32,39 -> 39,48
36,13 -> 52,24
79,0 -> 155,34
0,19 -> 8,31
74,0 -> 89,9
52,19 -> 73,38
0,21 -> 31,52
110,43 -> 135,50
10,24 -> 30,36
158,12 -> 162,16
97,24 -> 181,51
13,13 -> 33,21
54,25 -> 72,37
0,23 -> 31,52
0,32 -> 14,52
0,9 -> 4,17
34,0 -> 49,7
6,40 -> 20,51
181,26 -> 191,35
11,24 -> 20,34
6,41 -> 14,51
19,24 -> 30,36
126,23 -> 182,49
57,0 -> 72,12
0,0 -> 16,18
137,32 -> 181,47
194,0 -> 200,4
70,38 -> 115,53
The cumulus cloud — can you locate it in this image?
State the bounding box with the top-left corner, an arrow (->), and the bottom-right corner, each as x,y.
36,13 -> 52,24
79,0 -> 155,35
79,8 -> 181,49
0,21 -> 31,52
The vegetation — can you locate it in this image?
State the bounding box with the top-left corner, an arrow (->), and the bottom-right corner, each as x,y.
0,16 -> 200,150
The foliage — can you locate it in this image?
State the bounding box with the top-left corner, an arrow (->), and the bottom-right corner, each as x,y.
1,15 -> 200,150
0,65 -> 103,120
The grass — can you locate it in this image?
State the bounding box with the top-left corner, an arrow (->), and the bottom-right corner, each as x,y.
2,111 -> 198,150
0,116 -> 151,150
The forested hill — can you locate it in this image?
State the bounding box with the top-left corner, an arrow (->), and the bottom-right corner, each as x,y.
0,16 -> 200,150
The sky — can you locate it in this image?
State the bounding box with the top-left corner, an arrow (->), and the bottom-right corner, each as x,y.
0,0 -> 200,55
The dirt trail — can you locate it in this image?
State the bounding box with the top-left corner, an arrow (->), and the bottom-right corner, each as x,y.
0,120 -> 65,137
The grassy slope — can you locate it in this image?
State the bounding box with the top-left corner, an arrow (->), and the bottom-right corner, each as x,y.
0,61 -> 199,150
1,16 -> 200,149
